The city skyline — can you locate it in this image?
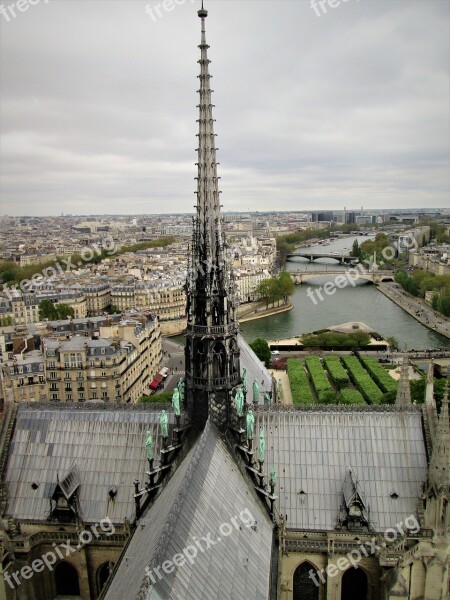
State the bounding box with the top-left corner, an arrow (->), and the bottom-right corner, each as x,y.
0,0 -> 449,216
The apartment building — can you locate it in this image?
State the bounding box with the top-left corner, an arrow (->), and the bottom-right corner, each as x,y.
111,281 -> 185,321
82,282 -> 112,315
1,350 -> 47,402
11,294 -> 40,325
9,290 -> 87,324
1,313 -> 162,404
235,269 -> 270,303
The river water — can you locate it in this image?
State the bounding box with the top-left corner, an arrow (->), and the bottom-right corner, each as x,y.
240,235 -> 449,350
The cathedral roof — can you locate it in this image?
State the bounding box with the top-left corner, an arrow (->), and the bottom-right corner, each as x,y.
254,406 -> 428,531
4,403 -> 179,523
4,403 -> 428,536
104,420 -> 274,600
238,334 -> 273,399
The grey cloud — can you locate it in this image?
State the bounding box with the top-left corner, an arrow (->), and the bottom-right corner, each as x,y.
0,0 -> 448,215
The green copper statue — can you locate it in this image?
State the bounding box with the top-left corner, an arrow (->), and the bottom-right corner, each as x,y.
159,410 -> 168,438
235,387 -> 244,417
252,380 -> 260,405
270,468 -> 277,487
178,377 -> 185,403
277,379 -> 283,402
258,428 -> 265,462
145,431 -> 154,461
263,391 -> 271,406
242,367 -> 247,394
246,409 -> 255,440
172,388 -> 181,416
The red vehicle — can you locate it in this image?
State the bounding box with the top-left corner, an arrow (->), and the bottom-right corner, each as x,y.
149,373 -> 164,391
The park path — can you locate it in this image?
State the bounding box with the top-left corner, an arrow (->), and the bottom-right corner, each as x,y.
269,369 -> 293,405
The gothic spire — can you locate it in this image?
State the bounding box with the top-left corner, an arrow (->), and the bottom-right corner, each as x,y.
395,354 -> 411,406
184,4 -> 241,429
194,2 -> 224,272
428,382 -> 450,493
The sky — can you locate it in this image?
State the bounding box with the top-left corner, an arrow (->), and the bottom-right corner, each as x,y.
0,0 -> 449,216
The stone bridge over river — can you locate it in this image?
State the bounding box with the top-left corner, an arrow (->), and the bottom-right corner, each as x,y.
290,270 -> 396,285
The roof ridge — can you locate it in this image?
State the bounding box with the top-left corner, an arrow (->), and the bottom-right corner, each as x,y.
254,404 -> 422,413
17,402 -> 172,413
137,421 -> 214,600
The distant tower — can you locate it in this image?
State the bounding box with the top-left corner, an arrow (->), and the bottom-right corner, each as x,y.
184,4 -> 241,429
395,354 -> 411,406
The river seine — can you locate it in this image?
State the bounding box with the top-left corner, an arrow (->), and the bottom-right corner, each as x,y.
240,235 -> 449,350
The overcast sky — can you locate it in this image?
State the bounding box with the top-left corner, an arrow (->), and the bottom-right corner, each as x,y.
0,0 -> 449,216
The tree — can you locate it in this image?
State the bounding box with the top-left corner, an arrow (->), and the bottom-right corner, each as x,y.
255,278 -> 283,308
410,379 -> 426,404
0,262 -> 19,284
394,269 -> 408,285
431,292 -> 439,311
57,304 -> 75,319
249,338 -> 271,367
277,271 -> 295,304
386,336 -> 399,351
437,292 -> 450,317
351,240 -> 362,259
39,300 -> 59,320
255,279 -> 272,308
39,300 -> 74,321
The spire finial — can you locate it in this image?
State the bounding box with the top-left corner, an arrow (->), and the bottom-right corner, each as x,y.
198,0 -> 207,18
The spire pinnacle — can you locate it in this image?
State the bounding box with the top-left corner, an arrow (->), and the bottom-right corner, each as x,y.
437,381 -> 449,438
428,381 -> 450,493
395,354 -> 411,406
427,358 -> 434,384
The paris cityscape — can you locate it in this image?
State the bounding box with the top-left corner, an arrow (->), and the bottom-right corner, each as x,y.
0,1 -> 449,600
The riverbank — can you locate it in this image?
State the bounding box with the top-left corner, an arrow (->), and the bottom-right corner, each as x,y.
239,301 -> 293,323
377,283 -> 450,341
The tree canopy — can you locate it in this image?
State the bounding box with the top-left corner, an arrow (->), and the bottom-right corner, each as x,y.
39,300 -> 75,321
249,338 -> 271,367
255,272 -> 294,307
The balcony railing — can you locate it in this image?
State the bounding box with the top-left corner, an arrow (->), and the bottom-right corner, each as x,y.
189,324 -> 238,336
188,373 -> 240,388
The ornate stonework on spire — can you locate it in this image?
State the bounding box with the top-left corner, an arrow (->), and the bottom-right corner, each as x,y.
395,354 -> 411,406
425,358 -> 437,440
184,4 -> 241,428
428,383 -> 450,494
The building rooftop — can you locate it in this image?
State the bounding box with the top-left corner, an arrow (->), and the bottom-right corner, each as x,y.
254,406 -> 427,531
4,403 -> 178,524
